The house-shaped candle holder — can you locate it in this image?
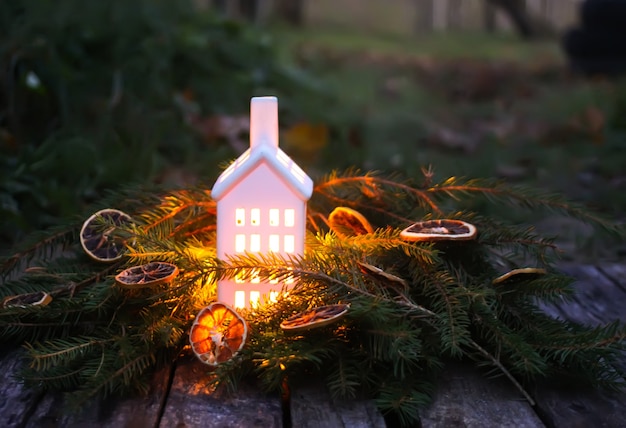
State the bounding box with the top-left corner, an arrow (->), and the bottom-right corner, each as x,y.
212,97 -> 314,309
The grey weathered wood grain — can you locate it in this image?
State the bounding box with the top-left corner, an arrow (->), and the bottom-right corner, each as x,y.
160,355 -> 283,428
558,264 -> 626,324
598,263 -> 626,295
531,384 -> 626,428
0,347 -> 45,428
420,363 -> 545,428
24,364 -> 172,428
290,381 -> 385,428
530,263 -> 626,428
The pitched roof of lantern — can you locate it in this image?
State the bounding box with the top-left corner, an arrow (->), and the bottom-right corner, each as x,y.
211,97 -> 313,202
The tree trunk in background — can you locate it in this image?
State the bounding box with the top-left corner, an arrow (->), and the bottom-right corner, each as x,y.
275,0 -> 303,26
484,1 -> 497,33
486,0 -> 532,37
486,0 -> 555,39
416,0 -> 435,32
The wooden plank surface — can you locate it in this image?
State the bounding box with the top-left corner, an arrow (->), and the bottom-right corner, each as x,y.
530,263 -> 626,428
1,263 -> 625,427
160,355 -> 283,428
290,381 -> 385,428
24,364 -> 172,428
420,363 -> 545,428
0,347 -> 45,428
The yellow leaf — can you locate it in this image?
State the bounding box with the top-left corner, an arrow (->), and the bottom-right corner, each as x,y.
282,122 -> 329,155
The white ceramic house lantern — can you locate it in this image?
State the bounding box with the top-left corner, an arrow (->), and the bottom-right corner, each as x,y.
212,96 -> 314,309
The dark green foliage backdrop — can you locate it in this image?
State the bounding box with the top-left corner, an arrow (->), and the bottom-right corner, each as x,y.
0,0 -> 322,248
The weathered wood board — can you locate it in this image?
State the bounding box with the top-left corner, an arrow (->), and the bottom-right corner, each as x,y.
530,263 -> 626,428
0,347 -> 45,428
24,364 -> 172,428
420,363 -> 545,428
290,380 -> 385,428
0,262 -> 625,428
160,355 -> 283,428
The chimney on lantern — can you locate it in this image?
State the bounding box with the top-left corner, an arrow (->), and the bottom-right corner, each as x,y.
249,96 -> 279,149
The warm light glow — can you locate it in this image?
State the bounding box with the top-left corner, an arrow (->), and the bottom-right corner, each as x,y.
284,235 -> 295,253
269,291 -> 279,302
269,209 -> 279,226
269,234 -> 280,252
213,97 -> 314,310
250,291 -> 260,307
235,234 -> 245,252
235,291 -> 246,309
284,209 -> 295,227
251,270 -> 261,283
250,234 -> 261,252
251,208 -> 260,226
235,208 -> 245,226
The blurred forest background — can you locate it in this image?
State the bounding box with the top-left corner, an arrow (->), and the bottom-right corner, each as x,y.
1,0 -> 625,260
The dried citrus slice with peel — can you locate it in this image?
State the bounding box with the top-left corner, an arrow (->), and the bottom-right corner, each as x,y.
492,268 -> 547,285
3,291 -> 52,308
400,219 -> 476,242
358,262 -> 408,289
189,302 -> 248,366
328,207 -> 374,238
280,304 -> 350,333
115,262 -> 179,288
80,209 -> 132,262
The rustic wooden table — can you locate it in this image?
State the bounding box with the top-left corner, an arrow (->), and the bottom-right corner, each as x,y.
2,263 -> 625,428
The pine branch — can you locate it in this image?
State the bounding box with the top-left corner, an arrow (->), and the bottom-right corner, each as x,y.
469,339 -> 536,406
1,169 -> 625,427
428,177 -> 624,235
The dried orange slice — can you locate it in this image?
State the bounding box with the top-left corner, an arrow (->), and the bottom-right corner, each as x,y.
115,262 -> 179,288
400,219 -> 476,242
328,207 -> 374,238
492,268 -> 547,285
80,209 -> 132,262
189,302 -> 248,366
280,304 -> 350,333
3,291 -> 52,308
358,262 -> 408,289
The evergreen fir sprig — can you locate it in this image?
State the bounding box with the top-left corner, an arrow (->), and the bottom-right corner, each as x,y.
0,169 -> 624,426
429,177 -> 625,235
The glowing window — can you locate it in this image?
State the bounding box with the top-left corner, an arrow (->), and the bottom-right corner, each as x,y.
251,208 -> 260,226
235,234 -> 246,252
269,234 -> 280,252
235,272 -> 245,283
269,209 -> 280,226
235,208 -> 245,226
269,277 -> 279,284
269,291 -> 279,303
235,291 -> 246,309
284,209 -> 295,227
284,235 -> 295,253
249,291 -> 261,307
250,234 -> 261,252
250,270 -> 261,283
